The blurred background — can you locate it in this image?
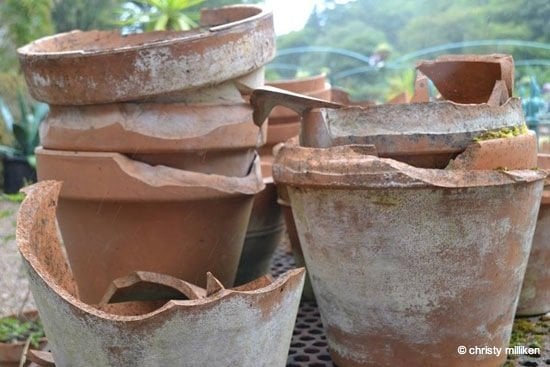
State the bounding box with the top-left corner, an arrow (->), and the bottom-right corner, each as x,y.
0,0 -> 548,161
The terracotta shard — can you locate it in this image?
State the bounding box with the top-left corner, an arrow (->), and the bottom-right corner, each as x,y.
410,72 -> 430,103
99,271 -> 206,304
486,79 -> 510,107
27,350 -> 56,367
417,54 -> 514,104
18,5 -> 275,104
273,143 -> 545,367
250,86 -> 342,127
446,131 -> 537,170
17,180 -> 305,366
206,272 -> 226,296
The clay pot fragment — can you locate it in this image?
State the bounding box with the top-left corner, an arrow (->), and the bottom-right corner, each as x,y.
0,310 -> 47,367
416,54 -> 514,104
17,181 -> 305,367
273,144 -> 545,367
517,154 -> 550,316
18,5 -> 275,105
36,149 -> 264,303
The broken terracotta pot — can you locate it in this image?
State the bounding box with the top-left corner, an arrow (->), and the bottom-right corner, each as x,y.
35,149 -> 264,303
517,154 -> 550,316
251,86 -> 526,168
40,102 -> 265,176
417,54 -> 513,104
273,143 -> 545,367
235,161 -> 285,285
17,180 -> 305,366
18,5 -> 275,105
0,310 -> 47,367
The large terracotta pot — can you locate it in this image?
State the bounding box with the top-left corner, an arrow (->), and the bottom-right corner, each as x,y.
235,162 -> 284,285
273,144 -> 545,367
517,154 -> 550,316
17,5 -> 275,105
17,181 -> 305,367
36,149 -> 264,303
40,102 -> 265,176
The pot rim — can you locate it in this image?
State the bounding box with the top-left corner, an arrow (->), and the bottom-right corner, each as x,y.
17,182 -> 305,322
17,5 -> 269,58
273,143 -> 546,189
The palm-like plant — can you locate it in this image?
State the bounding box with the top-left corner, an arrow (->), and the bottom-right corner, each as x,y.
120,0 -> 206,32
0,93 -> 49,167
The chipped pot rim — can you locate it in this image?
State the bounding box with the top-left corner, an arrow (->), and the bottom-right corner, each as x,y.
273,144 -> 547,189
16,181 -> 306,322
17,5 -> 270,58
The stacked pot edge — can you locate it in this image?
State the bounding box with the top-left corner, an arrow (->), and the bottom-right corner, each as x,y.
18,6 -> 275,303
264,54 -> 548,366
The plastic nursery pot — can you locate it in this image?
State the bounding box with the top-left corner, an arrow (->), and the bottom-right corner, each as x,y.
235,161 -> 285,285
273,144 -> 546,367
0,310 -> 47,366
2,155 -> 36,194
40,102 -> 265,177
17,5 -> 275,105
517,154 -> 550,316
36,148 -> 264,304
17,181 -> 305,366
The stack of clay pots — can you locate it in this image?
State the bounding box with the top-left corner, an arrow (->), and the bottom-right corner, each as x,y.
18,5 -> 274,303
252,54 -> 546,367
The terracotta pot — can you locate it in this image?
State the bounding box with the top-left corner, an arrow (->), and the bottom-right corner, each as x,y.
251,87 -> 526,168
417,54 -> 513,104
36,148 -> 264,303
18,5 -> 275,105
235,162 -> 284,285
17,180 -> 305,366
517,154 -> 550,316
273,144 -> 545,367
0,310 -> 47,366
258,121 -> 300,157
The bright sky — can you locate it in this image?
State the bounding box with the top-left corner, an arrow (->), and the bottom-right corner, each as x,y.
263,0 -> 322,35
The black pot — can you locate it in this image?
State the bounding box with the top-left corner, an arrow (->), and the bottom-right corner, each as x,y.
2,156 -> 36,194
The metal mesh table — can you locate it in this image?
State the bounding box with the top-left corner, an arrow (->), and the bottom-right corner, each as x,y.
270,247 -> 550,367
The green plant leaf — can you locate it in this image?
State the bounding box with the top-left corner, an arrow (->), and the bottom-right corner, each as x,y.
16,91 -> 30,128
12,123 -> 27,154
154,14 -> 169,30
0,97 -> 14,132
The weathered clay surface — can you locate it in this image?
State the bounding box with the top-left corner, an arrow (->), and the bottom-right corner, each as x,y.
17,181 -> 305,367
446,131 -> 538,170
235,162 -> 285,285
273,143 -> 545,367
18,5 -> 275,104
417,54 -> 514,104
36,150 -> 264,303
41,102 -> 266,152
517,154 -> 550,316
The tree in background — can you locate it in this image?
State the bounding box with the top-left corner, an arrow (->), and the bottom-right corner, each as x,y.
52,0 -> 124,32
275,0 -> 550,102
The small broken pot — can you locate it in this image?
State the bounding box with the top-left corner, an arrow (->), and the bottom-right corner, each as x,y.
235,161 -> 285,285
36,148 -> 264,303
273,143 -> 545,367
0,310 -> 47,367
40,102 -> 265,176
417,54 -> 514,104
17,181 -> 305,366
251,87 -> 526,168
517,154 -> 550,316
18,5 -> 275,105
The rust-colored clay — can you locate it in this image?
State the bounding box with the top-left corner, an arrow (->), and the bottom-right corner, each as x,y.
36,149 -> 264,303
17,181 -> 305,366
18,6 -> 275,104
417,54 -> 514,104
273,143 -> 545,367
